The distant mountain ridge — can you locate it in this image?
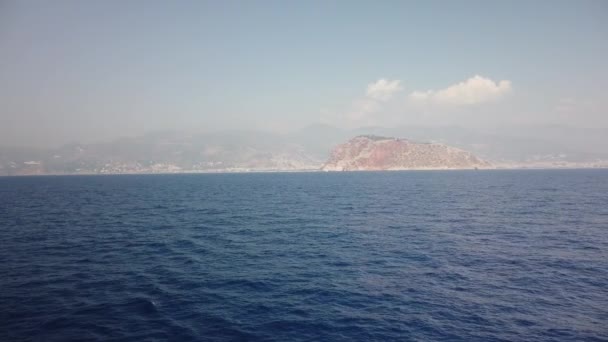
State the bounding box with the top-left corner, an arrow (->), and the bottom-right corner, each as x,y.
0,131 -> 323,175
322,135 -> 489,171
1,124 -> 607,175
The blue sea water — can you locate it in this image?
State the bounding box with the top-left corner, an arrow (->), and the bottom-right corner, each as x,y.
1,170 -> 607,341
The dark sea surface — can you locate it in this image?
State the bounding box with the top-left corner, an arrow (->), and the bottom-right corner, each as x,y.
1,170 -> 607,342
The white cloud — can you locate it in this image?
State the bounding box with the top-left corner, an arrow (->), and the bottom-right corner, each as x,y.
409,75 -> 511,105
322,75 -> 513,128
366,79 -> 403,101
346,78 -> 403,124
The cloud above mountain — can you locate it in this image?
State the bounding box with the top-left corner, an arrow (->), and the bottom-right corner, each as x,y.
348,79 -> 403,122
366,79 -> 403,101
409,75 -> 512,105
323,75 -> 513,128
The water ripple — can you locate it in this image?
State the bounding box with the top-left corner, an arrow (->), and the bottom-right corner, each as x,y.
1,170 -> 607,341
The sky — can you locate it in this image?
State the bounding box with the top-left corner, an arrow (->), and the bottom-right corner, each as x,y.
1,0 -> 607,147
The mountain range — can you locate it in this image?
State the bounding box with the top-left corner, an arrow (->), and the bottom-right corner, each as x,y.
1,124 -> 607,175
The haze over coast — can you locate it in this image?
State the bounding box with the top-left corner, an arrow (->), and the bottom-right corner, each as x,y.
2,124 -> 607,176
2,2 -> 607,157
1,1 -> 607,174
2,2 -> 608,341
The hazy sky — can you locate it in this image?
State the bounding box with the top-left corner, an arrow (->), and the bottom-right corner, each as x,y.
1,0 -> 607,147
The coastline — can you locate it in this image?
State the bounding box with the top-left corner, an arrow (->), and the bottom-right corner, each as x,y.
2,165 -> 608,177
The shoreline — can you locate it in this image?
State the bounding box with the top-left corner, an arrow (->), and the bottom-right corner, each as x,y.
2,166 -> 608,177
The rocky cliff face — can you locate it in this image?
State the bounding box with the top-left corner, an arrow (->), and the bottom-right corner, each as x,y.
322,135 -> 490,171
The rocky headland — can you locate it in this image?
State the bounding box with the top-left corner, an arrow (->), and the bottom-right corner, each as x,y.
322,135 -> 490,171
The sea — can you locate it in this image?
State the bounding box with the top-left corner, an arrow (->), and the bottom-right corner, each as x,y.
1,170 -> 607,341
